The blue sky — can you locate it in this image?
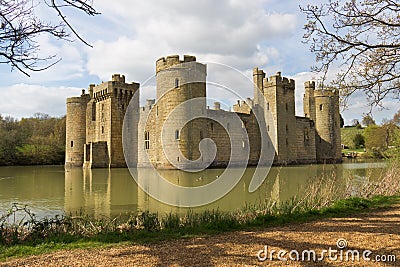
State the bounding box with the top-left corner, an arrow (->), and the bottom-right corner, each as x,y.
0,0 -> 398,124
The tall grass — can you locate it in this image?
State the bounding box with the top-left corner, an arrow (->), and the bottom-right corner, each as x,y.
1,161 -> 400,247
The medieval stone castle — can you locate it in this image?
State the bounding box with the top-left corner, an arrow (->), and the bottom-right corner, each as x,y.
65,55 -> 341,169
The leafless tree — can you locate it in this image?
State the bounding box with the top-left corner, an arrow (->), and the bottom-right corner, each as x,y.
0,0 -> 99,76
301,0 -> 400,108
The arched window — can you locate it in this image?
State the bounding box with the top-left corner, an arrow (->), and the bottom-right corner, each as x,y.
175,78 -> 179,88
175,130 -> 180,140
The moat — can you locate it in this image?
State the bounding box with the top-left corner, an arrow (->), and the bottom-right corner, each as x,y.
0,160 -> 386,219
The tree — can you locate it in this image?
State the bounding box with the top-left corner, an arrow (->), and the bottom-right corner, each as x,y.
301,1 -> 400,108
0,0 -> 99,76
392,109 -> 400,127
361,114 -> 376,127
352,133 -> 365,149
351,119 -> 360,127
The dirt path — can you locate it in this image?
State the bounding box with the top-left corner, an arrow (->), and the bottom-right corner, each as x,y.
2,206 -> 400,266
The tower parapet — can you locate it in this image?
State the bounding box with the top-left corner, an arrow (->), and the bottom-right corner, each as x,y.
156,55 -> 197,73
263,72 -> 295,89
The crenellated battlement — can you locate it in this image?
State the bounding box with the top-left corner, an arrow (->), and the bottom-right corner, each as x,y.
112,74 -> 125,83
304,81 -> 316,89
263,72 -> 295,89
314,88 -> 339,97
156,54 -> 197,73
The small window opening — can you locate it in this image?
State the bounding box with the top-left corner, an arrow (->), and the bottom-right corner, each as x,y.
175,78 -> 179,88
71,141 -> 74,148
267,103 -> 270,110
319,104 -> 323,111
175,130 -> 180,140
101,126 -> 104,134
145,131 -> 150,149
210,122 -> 214,132
285,103 -> 288,111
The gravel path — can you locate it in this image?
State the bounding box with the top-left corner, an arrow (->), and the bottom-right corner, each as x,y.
2,205 -> 400,266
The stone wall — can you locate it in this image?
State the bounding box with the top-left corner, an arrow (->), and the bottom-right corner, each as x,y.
65,93 -> 90,168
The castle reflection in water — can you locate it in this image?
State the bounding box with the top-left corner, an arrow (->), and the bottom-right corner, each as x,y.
64,165 -> 352,218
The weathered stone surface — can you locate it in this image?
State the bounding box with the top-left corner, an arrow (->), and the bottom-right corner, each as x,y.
65,55 -> 341,169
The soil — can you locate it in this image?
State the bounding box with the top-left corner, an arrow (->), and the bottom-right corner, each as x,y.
2,205 -> 400,266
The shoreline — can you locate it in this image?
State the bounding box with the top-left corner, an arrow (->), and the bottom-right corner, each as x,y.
1,198 -> 399,266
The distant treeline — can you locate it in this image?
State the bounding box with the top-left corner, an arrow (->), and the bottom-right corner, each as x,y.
0,113 -> 65,166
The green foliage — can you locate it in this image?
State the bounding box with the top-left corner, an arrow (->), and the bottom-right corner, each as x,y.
341,127 -> 364,149
0,114 -> 65,166
352,133 -> 365,149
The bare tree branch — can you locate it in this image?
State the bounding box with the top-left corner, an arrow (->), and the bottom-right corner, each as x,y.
301,0 -> 400,108
0,0 -> 99,76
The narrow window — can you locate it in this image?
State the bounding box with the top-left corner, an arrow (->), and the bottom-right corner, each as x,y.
267,102 -> 270,110
92,104 -> 96,121
285,103 -> 288,111
156,106 -> 159,116
122,104 -> 125,110
286,138 -> 288,146
71,141 -> 74,148
175,130 -> 180,140
101,126 -> 104,134
175,78 -> 179,88
286,124 -> 288,133
210,122 -> 214,132
319,104 -> 323,111
145,131 -> 150,149
200,130 -> 203,139
267,125 -> 270,132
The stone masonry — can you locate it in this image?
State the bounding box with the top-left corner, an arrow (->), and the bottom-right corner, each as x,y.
65,55 -> 342,169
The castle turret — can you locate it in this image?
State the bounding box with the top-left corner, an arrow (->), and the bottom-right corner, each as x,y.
262,72 -> 296,164
313,86 -> 341,162
304,82 -> 341,162
65,91 -> 90,168
253,67 -> 265,105
151,55 -> 207,168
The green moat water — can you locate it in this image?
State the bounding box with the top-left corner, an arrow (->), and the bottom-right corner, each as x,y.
0,160 -> 386,219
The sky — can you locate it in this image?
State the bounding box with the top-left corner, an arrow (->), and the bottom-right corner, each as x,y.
0,0 -> 398,125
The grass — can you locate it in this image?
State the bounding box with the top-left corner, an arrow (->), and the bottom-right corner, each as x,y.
1,160 -> 400,261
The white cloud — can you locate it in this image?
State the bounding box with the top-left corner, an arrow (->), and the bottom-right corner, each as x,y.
86,0 -> 298,84
0,84 -> 82,118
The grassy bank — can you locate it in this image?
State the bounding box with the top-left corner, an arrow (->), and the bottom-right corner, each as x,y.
1,161 -> 400,261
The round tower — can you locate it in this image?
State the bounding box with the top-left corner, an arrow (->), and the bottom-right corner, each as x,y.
65,92 -> 90,168
152,55 -> 207,168
313,88 -> 341,162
